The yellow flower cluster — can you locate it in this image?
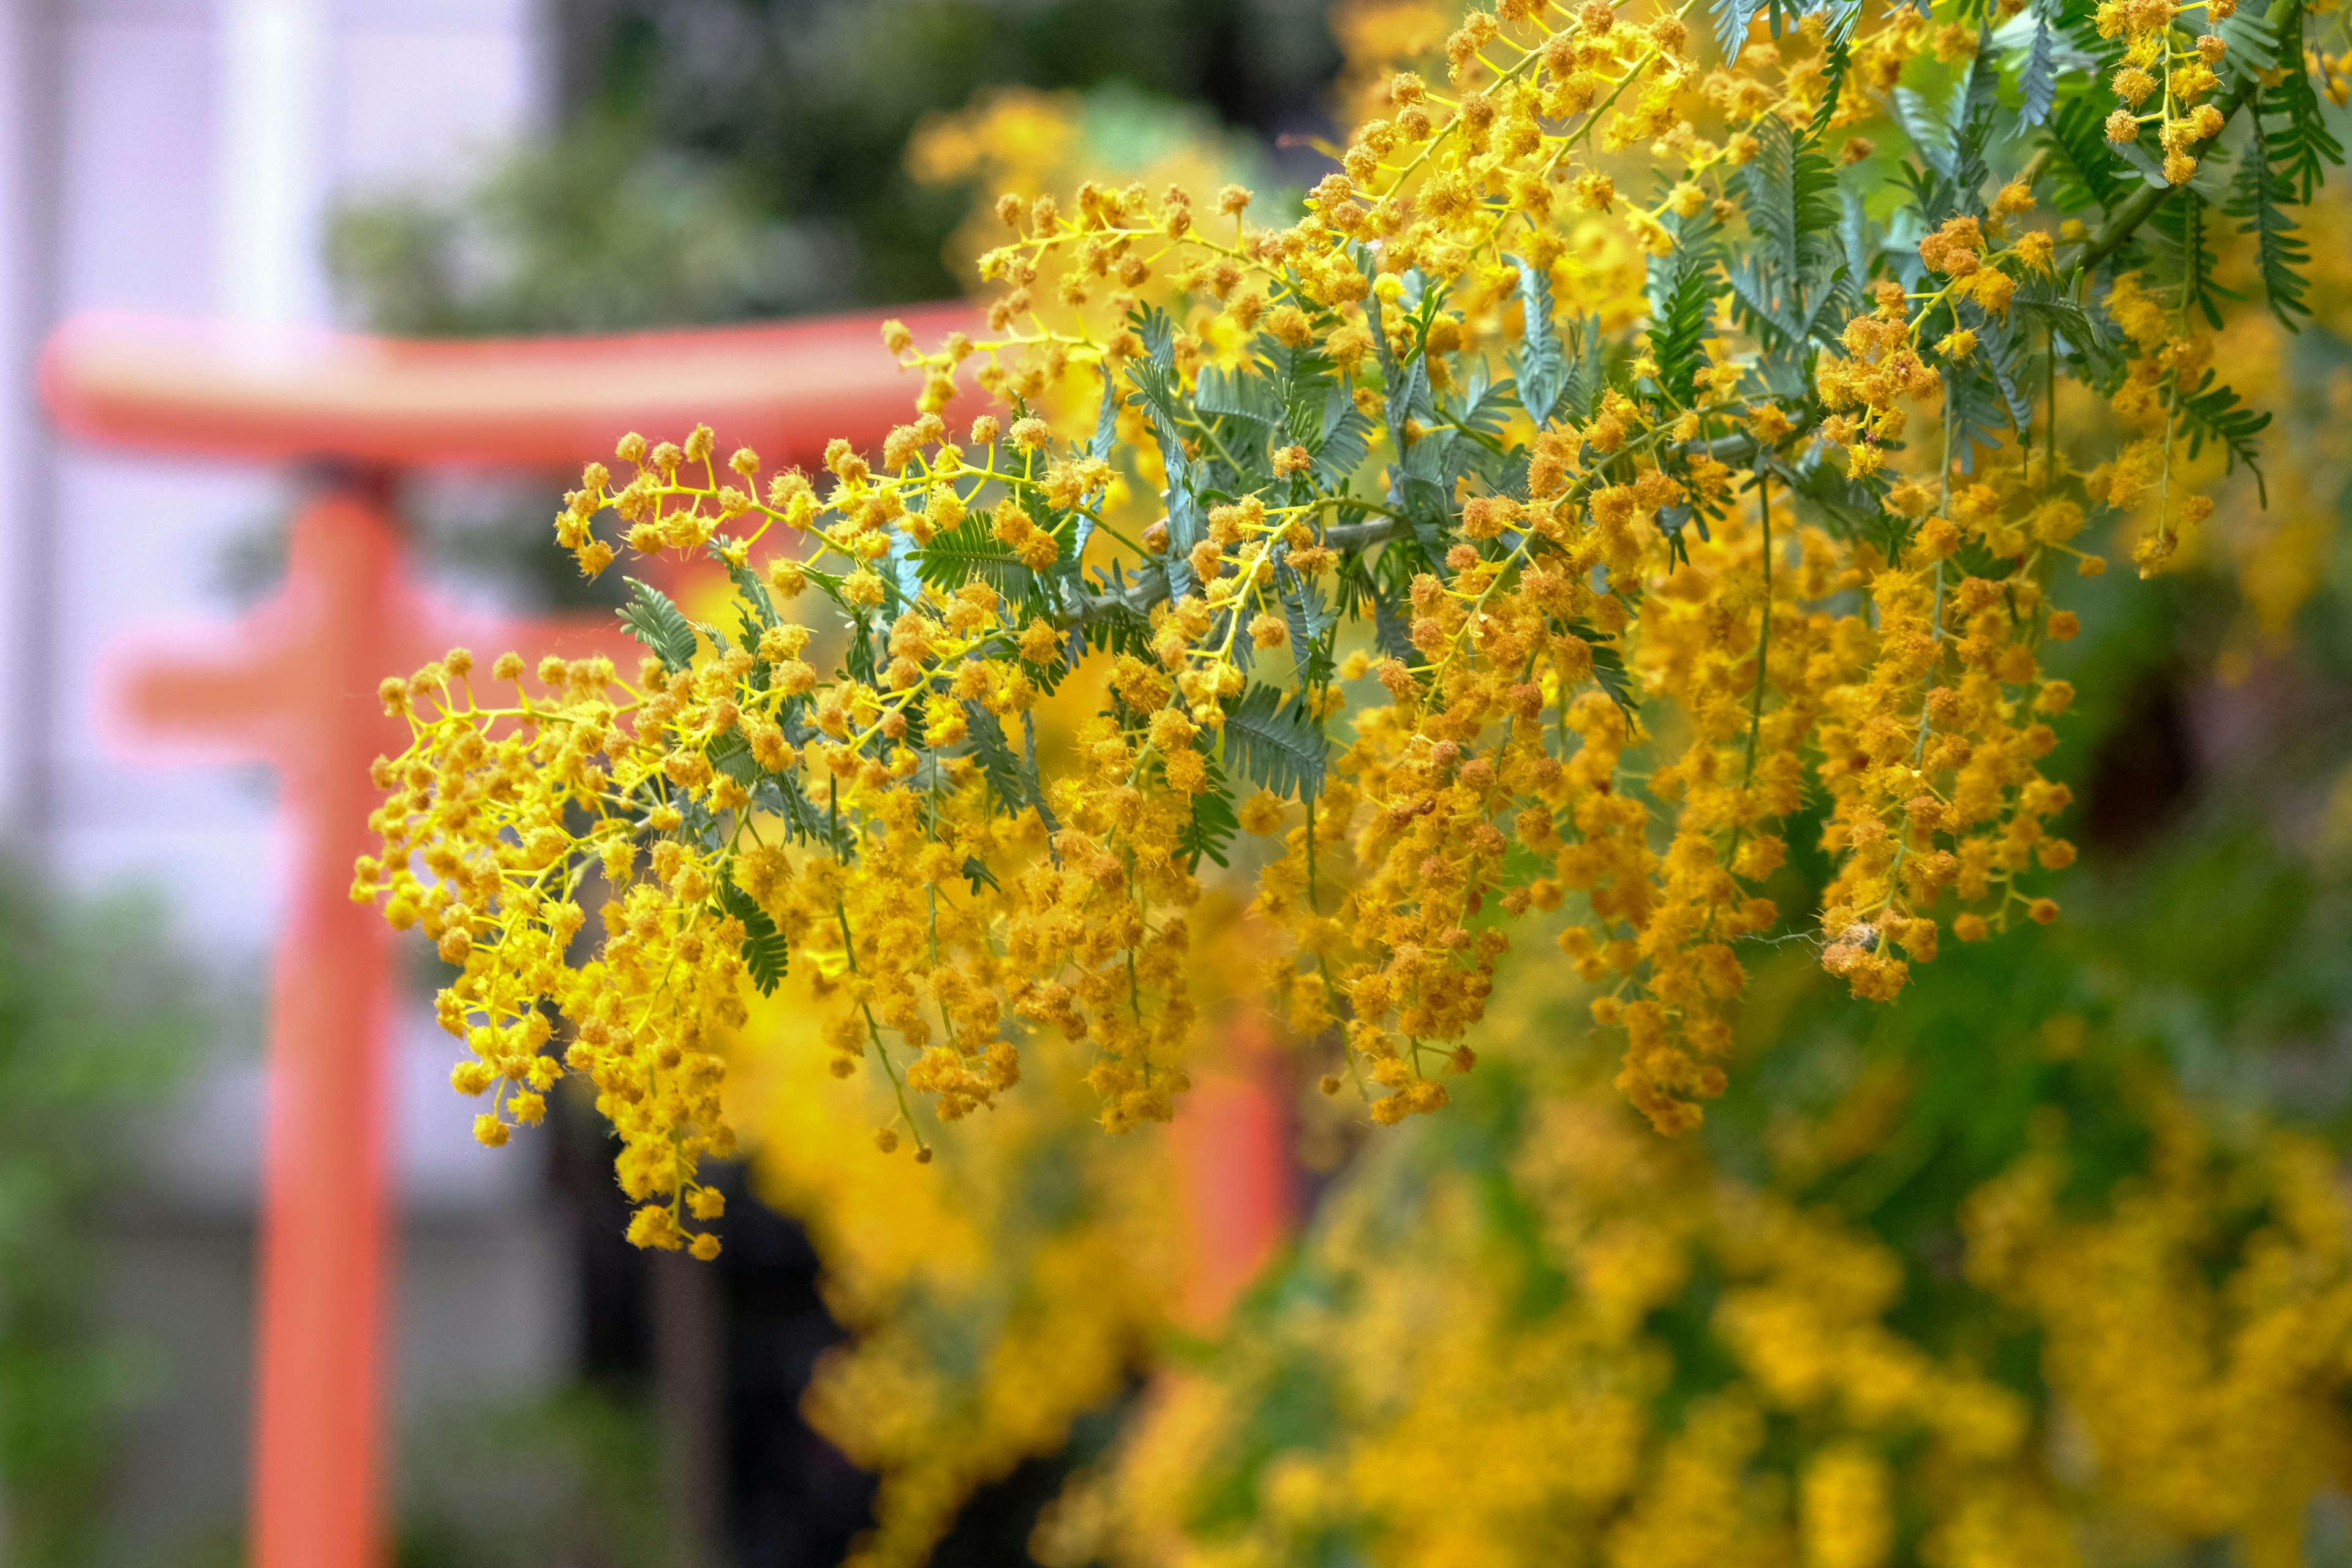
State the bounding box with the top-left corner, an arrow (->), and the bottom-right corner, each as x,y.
731,974 -> 1183,1568
357,647 -> 739,1256
1039,1087 -> 2043,1568
354,0 -> 2324,1235
1039,1018 -> 2352,1568
1964,1095 -> 2352,1558
2095,0 -> 2236,188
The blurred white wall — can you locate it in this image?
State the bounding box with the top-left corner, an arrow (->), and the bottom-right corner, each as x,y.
0,0 -> 578,1556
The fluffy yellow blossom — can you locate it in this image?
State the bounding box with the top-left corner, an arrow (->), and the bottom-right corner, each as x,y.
355,0 -> 2325,1237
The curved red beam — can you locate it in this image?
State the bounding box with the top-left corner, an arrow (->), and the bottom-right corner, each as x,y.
39,303 -> 984,469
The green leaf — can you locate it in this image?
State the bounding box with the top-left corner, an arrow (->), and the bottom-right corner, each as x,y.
1088,366 -> 1120,460
1644,183 -> 1721,413
964,703 -> 1033,815
709,540 -> 779,627
1257,331 -> 1341,422
954,702 -> 1065,837
1371,578 -> 1415,665
1126,307 -> 1210,600
2043,93 -> 2130,213
1077,573 -> 1159,662
1384,350 -> 1434,435
2228,99 -> 2315,330
1449,356 -> 1522,440
1194,363 -> 1283,430
2172,369 -> 2271,500
2218,0 -> 2281,83
716,877 -> 788,998
616,578 -> 697,673
1649,252 -> 1717,409
1948,35 -> 2000,189
1834,189 -> 1876,313
1742,115 -> 1838,281
709,729 -> 759,787
1590,640 -> 1637,721
1712,0 -> 1764,63
916,514 -> 1032,597
1276,564 -> 1336,688
2020,10 -> 2057,126
752,773 -> 846,855
1313,400 -> 1377,481
2013,275 -> 2116,368
1509,255 -> 1571,424
1020,710 -> 1062,838
2265,26 -> 2346,201
1942,362 -> 2011,472
709,542 -> 780,656
1559,314 -> 1605,421
1396,424 -> 1460,547
1275,356 -> 1339,453
1764,448 -> 1898,551
2149,188 -> 2239,330
1804,36 -> 1852,145
1561,620 -> 1639,722
1971,309 -> 2037,433
1177,754 -> 1241,870
1221,682 -> 1330,800
1894,86 -> 1956,179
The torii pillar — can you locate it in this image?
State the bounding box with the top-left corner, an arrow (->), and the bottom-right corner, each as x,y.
39,304 -> 976,1568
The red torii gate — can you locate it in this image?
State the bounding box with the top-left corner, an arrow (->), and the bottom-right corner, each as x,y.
37,304 -> 1293,1568
42,304 -> 973,1568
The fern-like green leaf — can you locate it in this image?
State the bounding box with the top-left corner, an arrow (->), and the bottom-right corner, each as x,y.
1562,620 -> 1639,721
1177,753 -> 1240,870
752,773 -> 847,856
1221,682 -> 1329,800
1651,261 -> 1716,408
2264,3 -> 2343,200
1645,200 -> 1720,410
1194,363 -> 1283,430
709,730 -> 758,788
2020,10 -> 2057,126
1510,255 -> 1570,423
2043,93 -> 2130,213
1712,0 -> 1763,59
964,703 -> 1031,815
2228,100 -> 2314,330
617,578 -> 698,673
2173,369 -> 2271,500
1804,37 -> 1851,145
1020,711 -> 1061,838
716,878 -> 788,998
1276,564 -> 1335,688
2013,276 -> 2114,369
2150,189 -> 2241,330
1312,404 -> 1376,480
1970,310 -> 2036,434
916,516 -> 1032,597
